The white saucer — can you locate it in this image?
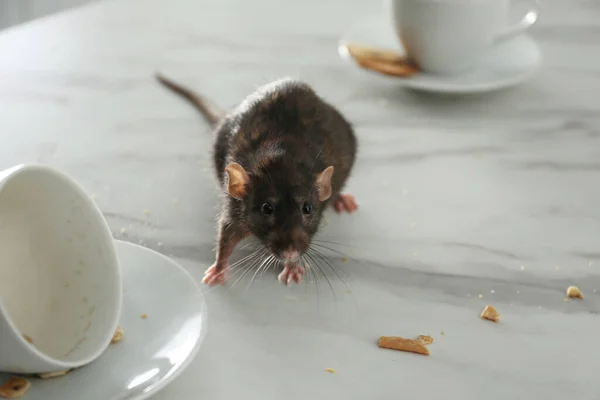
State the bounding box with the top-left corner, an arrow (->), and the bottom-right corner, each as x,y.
338,15 -> 542,94
0,240 -> 207,400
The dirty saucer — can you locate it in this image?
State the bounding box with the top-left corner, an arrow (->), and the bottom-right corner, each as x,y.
0,240 -> 207,400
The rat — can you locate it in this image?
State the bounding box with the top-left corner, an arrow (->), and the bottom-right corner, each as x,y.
155,73 -> 358,286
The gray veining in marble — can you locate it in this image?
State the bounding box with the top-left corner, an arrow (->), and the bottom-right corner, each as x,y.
0,0 -> 599,398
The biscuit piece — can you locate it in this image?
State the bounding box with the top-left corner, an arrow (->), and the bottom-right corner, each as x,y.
111,325 -> 124,344
345,43 -> 406,63
22,335 -> 33,344
378,336 -> 430,355
417,335 -> 434,345
141,314 -> 148,319
0,377 -> 31,398
566,286 -> 583,299
38,370 -> 69,379
355,57 -> 419,77
324,368 -> 336,374
345,43 -> 419,78
480,305 -> 500,322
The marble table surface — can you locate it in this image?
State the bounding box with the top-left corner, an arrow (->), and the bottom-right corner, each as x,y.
1,0 -> 599,398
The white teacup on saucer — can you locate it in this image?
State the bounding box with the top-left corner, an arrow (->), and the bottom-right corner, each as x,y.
338,14 -> 542,94
0,164 -> 122,374
390,0 -> 540,75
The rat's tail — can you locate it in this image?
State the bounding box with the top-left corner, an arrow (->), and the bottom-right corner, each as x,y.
155,72 -> 224,127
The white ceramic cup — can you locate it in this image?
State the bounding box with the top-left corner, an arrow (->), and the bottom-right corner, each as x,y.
390,0 -> 540,75
0,164 -> 122,374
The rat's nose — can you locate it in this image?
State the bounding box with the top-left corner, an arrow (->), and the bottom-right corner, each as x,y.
282,248 -> 299,262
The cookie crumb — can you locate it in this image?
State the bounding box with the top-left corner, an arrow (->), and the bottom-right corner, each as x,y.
417,335 -> 434,345
566,286 -> 583,299
111,325 -> 124,344
38,370 -> 70,379
341,257 -> 348,262
0,377 -> 31,398
378,336 -> 429,355
564,298 -> 570,303
141,313 -> 148,319
22,334 -> 33,344
478,294 -> 483,299
480,305 -> 500,322
324,368 -> 336,374
143,209 -> 150,216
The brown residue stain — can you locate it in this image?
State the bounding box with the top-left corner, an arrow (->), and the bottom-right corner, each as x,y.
22,334 -> 33,344
62,336 -> 88,358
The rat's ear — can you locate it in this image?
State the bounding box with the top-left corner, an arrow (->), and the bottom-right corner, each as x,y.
225,163 -> 250,200
316,166 -> 334,201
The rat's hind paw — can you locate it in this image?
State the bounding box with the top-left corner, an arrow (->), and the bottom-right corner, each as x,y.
333,194 -> 358,213
202,264 -> 227,286
278,264 -> 305,285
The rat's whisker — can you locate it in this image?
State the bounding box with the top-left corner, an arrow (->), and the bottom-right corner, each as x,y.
246,250 -> 273,291
228,248 -> 269,290
309,248 -> 351,294
306,251 -> 336,301
311,242 -> 353,259
266,255 -> 279,276
313,239 -> 358,249
228,250 -> 261,270
301,255 -> 318,304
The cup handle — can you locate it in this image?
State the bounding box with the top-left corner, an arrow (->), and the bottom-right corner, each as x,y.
496,0 -> 540,41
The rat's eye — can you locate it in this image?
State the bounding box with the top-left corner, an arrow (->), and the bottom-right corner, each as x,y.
261,202 -> 273,215
302,202 -> 312,215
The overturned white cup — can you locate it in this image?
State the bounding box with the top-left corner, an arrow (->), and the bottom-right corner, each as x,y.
0,165 -> 121,374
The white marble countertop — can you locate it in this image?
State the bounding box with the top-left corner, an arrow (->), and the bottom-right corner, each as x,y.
1,0 -> 599,398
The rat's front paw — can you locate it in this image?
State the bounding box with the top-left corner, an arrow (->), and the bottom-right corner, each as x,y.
202,263 -> 227,286
333,193 -> 358,213
278,264 -> 305,285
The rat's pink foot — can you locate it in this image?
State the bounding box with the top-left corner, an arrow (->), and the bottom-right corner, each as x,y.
278,264 -> 305,285
333,194 -> 358,213
202,263 -> 227,286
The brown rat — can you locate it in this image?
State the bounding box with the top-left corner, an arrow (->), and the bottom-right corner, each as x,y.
156,73 -> 358,285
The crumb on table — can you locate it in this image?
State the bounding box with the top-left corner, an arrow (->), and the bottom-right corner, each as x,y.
22,334 -> 33,344
566,286 -> 583,299
324,368 -> 336,374
378,336 -> 430,356
141,314 -> 148,319
480,305 -> 500,322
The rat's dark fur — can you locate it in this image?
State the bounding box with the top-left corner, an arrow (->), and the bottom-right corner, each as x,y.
156,74 -> 357,281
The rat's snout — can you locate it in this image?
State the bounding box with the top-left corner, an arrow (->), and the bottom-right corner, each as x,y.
282,247 -> 300,262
